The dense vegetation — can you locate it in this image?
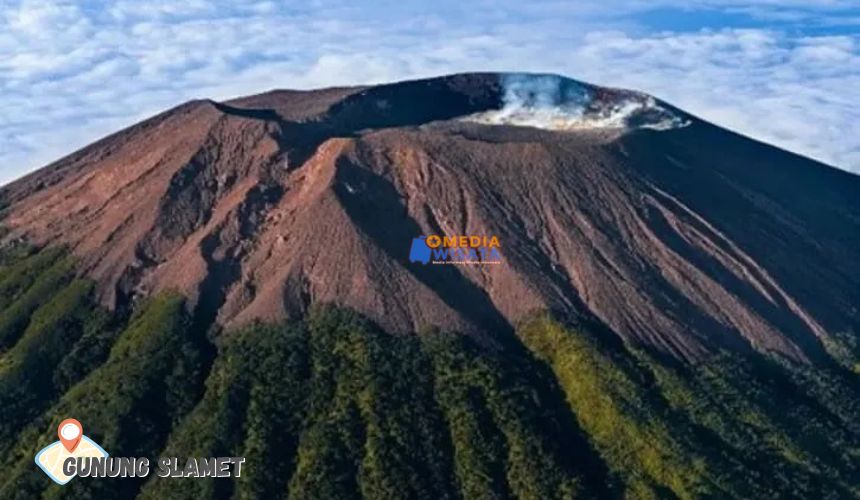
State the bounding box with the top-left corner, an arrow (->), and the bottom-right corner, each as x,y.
0,247 -> 856,499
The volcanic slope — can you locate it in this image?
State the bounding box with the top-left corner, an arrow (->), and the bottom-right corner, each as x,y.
1,73 -> 858,362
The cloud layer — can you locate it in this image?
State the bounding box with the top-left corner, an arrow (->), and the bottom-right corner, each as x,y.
1,0 -> 858,184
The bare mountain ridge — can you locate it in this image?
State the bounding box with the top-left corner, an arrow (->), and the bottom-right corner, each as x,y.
1,73 -> 858,362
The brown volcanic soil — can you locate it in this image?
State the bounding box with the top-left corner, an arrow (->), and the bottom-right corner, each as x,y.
1,73 -> 858,362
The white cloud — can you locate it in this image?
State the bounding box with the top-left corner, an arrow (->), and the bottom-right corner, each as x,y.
563,30 -> 859,169
0,0 -> 857,184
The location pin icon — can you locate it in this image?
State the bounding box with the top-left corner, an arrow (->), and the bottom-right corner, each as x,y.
58,418 -> 83,452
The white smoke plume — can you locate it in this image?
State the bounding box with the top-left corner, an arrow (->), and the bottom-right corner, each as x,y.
463,73 -> 690,132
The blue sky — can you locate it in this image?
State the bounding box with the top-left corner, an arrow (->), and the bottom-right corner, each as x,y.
1,0 -> 858,184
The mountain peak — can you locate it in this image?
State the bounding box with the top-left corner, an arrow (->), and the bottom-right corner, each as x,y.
1,73 -> 858,363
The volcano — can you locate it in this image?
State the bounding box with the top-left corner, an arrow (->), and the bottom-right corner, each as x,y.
2,72 -> 857,361
1,73 -> 859,499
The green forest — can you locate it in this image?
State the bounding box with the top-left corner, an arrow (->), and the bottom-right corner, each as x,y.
0,247 -> 857,499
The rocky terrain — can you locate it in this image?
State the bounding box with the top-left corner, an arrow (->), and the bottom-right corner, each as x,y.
1,73 -> 858,362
